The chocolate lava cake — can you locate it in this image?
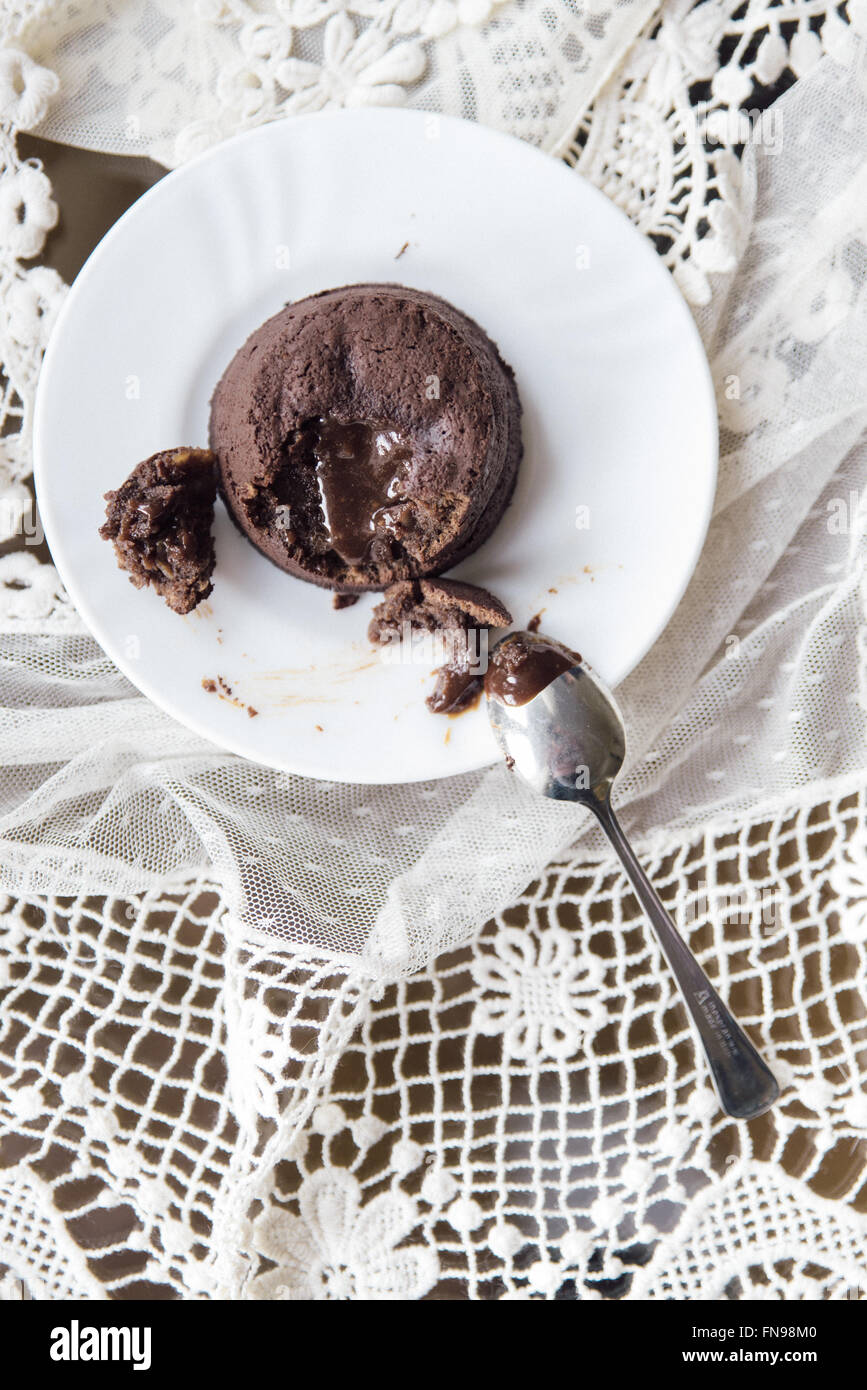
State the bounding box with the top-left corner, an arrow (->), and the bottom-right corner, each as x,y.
209,284 -> 522,592
100,447 -> 216,614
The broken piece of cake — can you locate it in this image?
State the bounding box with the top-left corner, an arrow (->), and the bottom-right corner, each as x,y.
369,577 -> 511,715
100,447 -> 217,615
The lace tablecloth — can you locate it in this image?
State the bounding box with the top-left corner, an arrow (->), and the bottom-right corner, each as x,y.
0,0 -> 866,1301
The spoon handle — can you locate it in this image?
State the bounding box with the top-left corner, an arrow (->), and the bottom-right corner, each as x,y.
589,797 -> 779,1120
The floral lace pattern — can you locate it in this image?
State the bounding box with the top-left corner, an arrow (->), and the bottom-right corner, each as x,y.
0,43 -> 64,555
21,0 -> 660,163
471,923 -> 606,1060
1,0 -> 867,1301
2,785 -> 866,1299
250,1158 -> 439,1299
565,0 -> 861,305
633,1162 -> 867,1300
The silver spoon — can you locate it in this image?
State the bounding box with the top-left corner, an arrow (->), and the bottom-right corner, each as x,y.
485,631 -> 779,1121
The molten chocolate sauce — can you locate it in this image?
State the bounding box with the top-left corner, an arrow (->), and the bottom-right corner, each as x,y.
484,633 -> 580,707
313,418 -> 412,565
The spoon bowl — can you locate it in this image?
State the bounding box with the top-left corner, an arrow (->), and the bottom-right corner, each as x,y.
487,651 -> 625,802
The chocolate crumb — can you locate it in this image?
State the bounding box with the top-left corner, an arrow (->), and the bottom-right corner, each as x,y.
369,577 -> 511,717
505,755 -> 515,771
527,611 -> 544,633
203,672 -> 257,717
333,593 -> 359,610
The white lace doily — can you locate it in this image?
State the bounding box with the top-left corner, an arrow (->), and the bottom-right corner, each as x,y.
1,0 -> 866,1299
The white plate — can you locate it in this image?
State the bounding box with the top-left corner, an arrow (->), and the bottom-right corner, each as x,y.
34,109 -> 717,785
